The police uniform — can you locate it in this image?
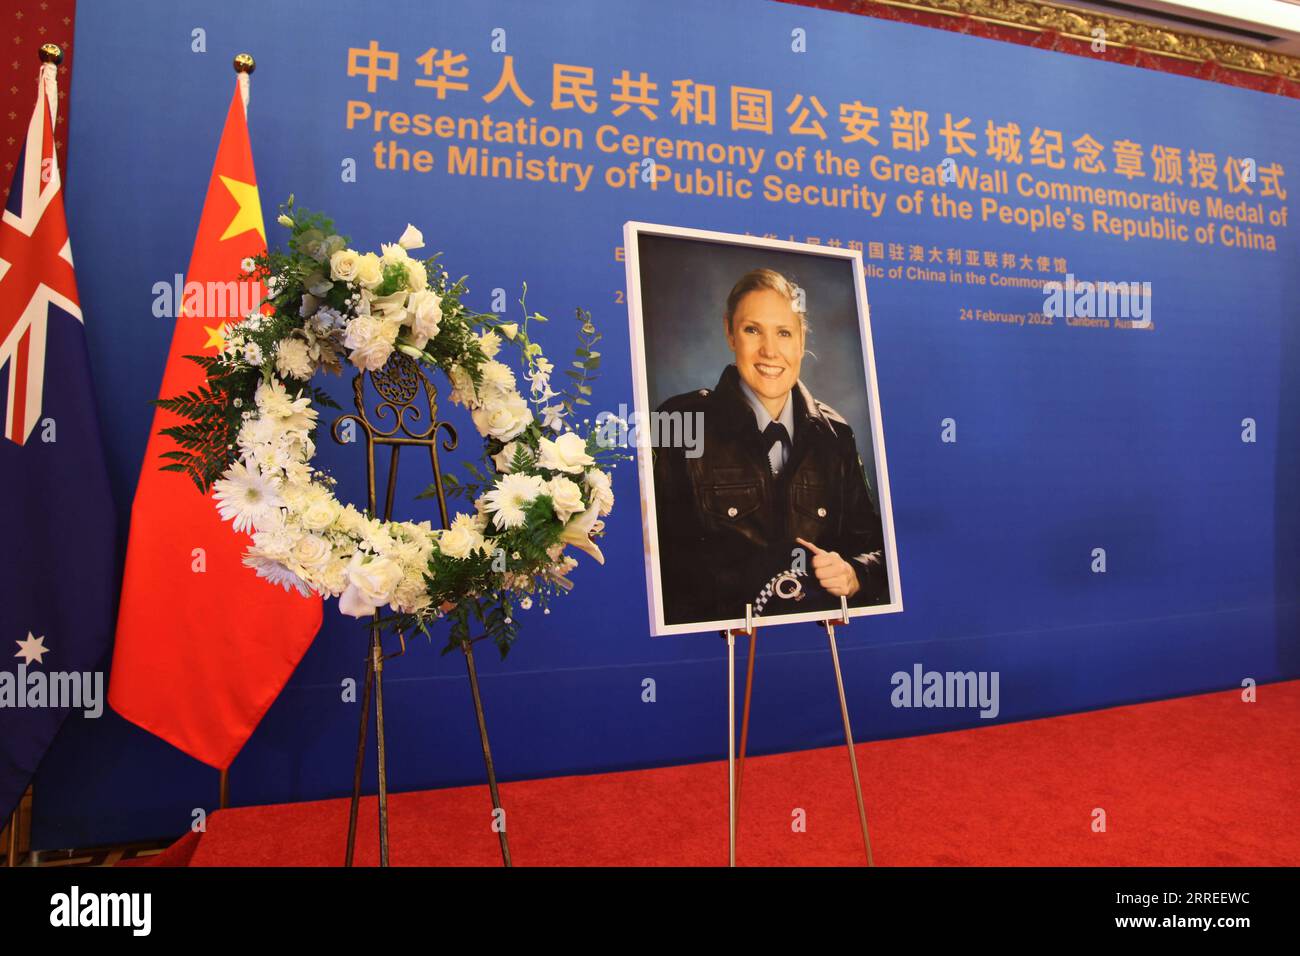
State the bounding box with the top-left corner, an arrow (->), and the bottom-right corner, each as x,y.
652,364 -> 888,626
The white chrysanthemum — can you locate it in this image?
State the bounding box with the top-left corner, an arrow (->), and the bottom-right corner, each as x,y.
355,252 -> 384,289
405,257 -> 428,292
334,504 -> 370,537
478,360 -> 516,398
213,462 -> 283,534
243,341 -> 264,367
482,473 -> 545,530
236,414 -> 279,454
243,554 -> 313,597
478,330 -> 502,359
380,242 -> 410,268
254,379 -> 317,432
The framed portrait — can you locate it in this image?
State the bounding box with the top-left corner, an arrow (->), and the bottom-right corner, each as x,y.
623,222 -> 902,636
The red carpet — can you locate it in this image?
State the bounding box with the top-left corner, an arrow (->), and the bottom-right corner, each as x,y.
146,681 -> 1300,866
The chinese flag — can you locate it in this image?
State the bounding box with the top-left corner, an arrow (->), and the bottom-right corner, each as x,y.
109,82 -> 322,769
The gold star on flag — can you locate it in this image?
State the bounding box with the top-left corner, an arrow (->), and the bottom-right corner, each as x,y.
203,324 -> 227,351
218,175 -> 266,243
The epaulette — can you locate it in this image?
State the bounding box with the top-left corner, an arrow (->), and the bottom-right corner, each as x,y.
815,399 -> 849,426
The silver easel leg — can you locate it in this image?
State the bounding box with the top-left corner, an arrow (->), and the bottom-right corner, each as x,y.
826,619 -> 874,866
726,629 -> 736,868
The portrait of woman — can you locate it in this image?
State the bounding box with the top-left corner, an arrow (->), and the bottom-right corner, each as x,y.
625,224 -> 900,635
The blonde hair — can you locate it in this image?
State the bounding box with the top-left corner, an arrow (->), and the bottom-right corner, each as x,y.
724,268 -> 808,333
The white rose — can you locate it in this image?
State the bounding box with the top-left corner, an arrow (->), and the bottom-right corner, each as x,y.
291,534 -> 333,572
538,432 -> 594,474
584,468 -> 615,516
300,496 -> 342,531
338,553 -> 404,617
437,513 -> 486,560
398,224 -> 425,250
355,252 -> 384,290
471,393 -> 533,441
343,315 -> 400,371
329,248 -> 362,283
492,440 -> 529,473
546,476 -> 585,524
274,338 -> 315,380
406,289 -> 442,348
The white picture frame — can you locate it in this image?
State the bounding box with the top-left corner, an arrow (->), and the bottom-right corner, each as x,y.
623,221 -> 903,636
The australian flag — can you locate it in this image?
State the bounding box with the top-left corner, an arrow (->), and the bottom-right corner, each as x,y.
0,63 -> 116,826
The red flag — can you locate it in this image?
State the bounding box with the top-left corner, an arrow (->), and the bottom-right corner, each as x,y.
109,81 -> 322,769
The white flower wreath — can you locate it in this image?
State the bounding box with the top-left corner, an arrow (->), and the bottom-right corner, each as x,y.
158,199 -> 619,653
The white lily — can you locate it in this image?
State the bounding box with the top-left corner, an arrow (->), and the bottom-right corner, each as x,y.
560,502 -> 604,564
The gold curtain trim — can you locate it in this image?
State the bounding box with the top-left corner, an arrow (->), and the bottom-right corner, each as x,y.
865,0 -> 1300,81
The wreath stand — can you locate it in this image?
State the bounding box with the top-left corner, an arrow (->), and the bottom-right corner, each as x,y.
723,596 -> 873,867
332,353 -> 512,867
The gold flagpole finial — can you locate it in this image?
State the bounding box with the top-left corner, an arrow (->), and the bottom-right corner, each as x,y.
233,53 -> 255,74
39,43 -> 63,65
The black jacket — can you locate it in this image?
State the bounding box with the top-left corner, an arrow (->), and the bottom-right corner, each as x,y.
652,364 -> 888,627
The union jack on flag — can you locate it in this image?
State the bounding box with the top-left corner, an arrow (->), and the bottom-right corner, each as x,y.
0,63 -> 79,445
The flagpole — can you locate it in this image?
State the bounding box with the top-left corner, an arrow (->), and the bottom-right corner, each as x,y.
3,42 -> 64,870
4,808 -> 17,867
213,53 -> 256,816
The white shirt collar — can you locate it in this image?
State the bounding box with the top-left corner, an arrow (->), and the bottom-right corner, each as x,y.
738,377 -> 795,437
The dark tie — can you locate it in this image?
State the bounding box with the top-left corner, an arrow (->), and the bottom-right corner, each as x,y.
762,421 -> 790,475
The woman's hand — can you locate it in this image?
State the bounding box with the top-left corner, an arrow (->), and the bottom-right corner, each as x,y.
795,537 -> 860,598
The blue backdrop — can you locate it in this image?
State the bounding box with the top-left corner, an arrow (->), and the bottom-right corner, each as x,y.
30,0 -> 1300,848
